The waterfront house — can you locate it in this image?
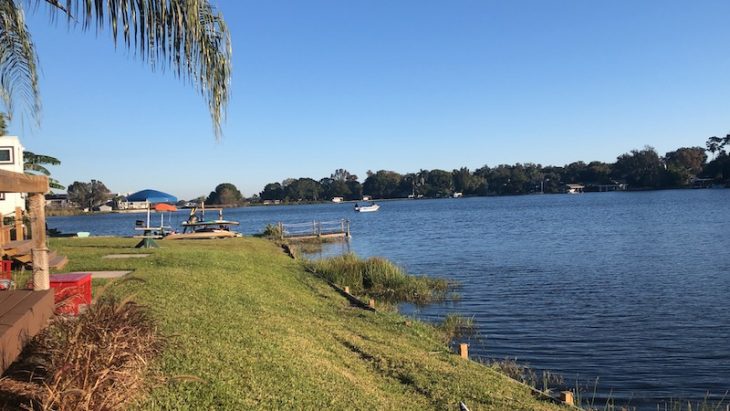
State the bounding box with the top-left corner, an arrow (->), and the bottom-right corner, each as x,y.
0,136 -> 26,217
331,196 -> 343,203
45,193 -> 72,208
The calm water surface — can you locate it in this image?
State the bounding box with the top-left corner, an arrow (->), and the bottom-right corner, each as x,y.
49,190 -> 730,408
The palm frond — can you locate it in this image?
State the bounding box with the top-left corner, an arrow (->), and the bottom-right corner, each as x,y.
37,0 -> 232,138
49,177 -> 64,190
24,150 -> 61,165
0,0 -> 41,123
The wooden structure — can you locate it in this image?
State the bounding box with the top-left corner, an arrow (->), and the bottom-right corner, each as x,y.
1,240 -> 68,270
0,290 -> 54,372
0,169 -> 55,374
279,220 -> 350,241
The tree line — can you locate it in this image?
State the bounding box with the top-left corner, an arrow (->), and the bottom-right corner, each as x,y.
259,137 -> 730,202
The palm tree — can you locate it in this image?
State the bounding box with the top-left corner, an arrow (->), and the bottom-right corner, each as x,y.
0,0 -> 231,137
24,150 -> 64,190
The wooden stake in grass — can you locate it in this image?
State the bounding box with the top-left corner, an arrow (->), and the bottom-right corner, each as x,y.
344,286 -> 350,294
459,343 -> 469,360
560,391 -> 574,406
368,298 -> 375,308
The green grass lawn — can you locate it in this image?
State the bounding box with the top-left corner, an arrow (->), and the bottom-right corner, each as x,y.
50,237 -> 565,411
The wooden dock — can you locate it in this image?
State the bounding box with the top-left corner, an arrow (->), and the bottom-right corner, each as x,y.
0,290 -> 54,373
279,220 -> 350,241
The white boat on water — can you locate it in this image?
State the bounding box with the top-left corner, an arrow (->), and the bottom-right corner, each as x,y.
354,203 -> 380,212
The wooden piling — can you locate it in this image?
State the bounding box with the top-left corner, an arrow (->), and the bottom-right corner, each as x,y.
560,391 -> 574,406
28,193 -> 49,290
14,207 -> 24,240
459,343 -> 469,359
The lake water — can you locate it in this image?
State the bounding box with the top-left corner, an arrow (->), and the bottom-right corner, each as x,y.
48,190 -> 730,408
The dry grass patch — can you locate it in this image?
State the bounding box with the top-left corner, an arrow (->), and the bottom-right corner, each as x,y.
0,297 -> 163,410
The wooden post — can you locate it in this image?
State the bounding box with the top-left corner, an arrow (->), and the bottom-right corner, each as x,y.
560,391 -> 574,406
312,220 -> 316,236
14,207 -> 24,240
459,343 -> 469,359
278,222 -> 284,240
28,193 -> 49,290
368,298 -> 375,308
344,286 -> 350,294
346,220 -> 351,238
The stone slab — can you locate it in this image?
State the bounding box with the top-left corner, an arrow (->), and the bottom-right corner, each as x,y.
102,254 -> 150,259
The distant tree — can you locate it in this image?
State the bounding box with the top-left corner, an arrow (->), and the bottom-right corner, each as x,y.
452,167 -> 483,195
664,147 -> 707,186
260,182 -> 285,201
67,180 -> 111,209
330,168 -> 357,182
206,183 -> 243,205
613,146 -> 665,188
320,177 -> 350,199
0,113 -> 6,135
345,180 -> 363,200
426,169 -> 453,197
706,136 -> 726,159
362,170 -> 402,198
284,178 -> 322,201
23,151 -> 64,190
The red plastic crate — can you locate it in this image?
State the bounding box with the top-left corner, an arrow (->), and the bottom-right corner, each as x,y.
50,273 -> 92,315
1,260 -> 10,280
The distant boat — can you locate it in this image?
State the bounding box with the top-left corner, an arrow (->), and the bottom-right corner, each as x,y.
354,203 -> 380,213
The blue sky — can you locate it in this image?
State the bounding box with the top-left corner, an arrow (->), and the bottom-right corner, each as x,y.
7,0 -> 730,199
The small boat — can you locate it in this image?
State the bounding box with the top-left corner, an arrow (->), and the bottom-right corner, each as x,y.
354,202 -> 380,213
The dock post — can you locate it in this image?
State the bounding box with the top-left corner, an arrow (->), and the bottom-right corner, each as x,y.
28,193 -> 49,290
459,343 -> 469,359
346,220 -> 351,238
278,222 -> 284,240
14,207 -> 24,240
560,391 -> 574,406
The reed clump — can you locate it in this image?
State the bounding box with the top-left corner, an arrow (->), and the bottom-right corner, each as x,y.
437,313 -> 476,344
305,253 -> 450,304
0,296 -> 163,410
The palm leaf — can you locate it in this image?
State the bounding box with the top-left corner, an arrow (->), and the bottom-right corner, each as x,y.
35,0 -> 232,138
0,0 -> 41,123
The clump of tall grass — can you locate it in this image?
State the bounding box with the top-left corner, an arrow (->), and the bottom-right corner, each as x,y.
437,314 -> 476,344
260,223 -> 283,239
305,253 -> 450,304
0,296 -> 163,410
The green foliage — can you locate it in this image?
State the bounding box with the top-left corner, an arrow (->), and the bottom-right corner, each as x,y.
23,150 -> 65,190
305,253 -> 450,304
613,146 -> 664,188
205,182 -> 243,205
261,223 -> 282,239
67,179 -> 111,209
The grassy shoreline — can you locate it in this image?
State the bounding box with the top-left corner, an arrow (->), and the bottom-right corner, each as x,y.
40,236 -> 564,410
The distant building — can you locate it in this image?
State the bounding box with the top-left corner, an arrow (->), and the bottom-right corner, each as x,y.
96,205 -> 113,212
46,193 -> 72,208
0,136 -> 26,217
331,197 -> 344,203
453,192 -> 463,198
362,196 -> 371,201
